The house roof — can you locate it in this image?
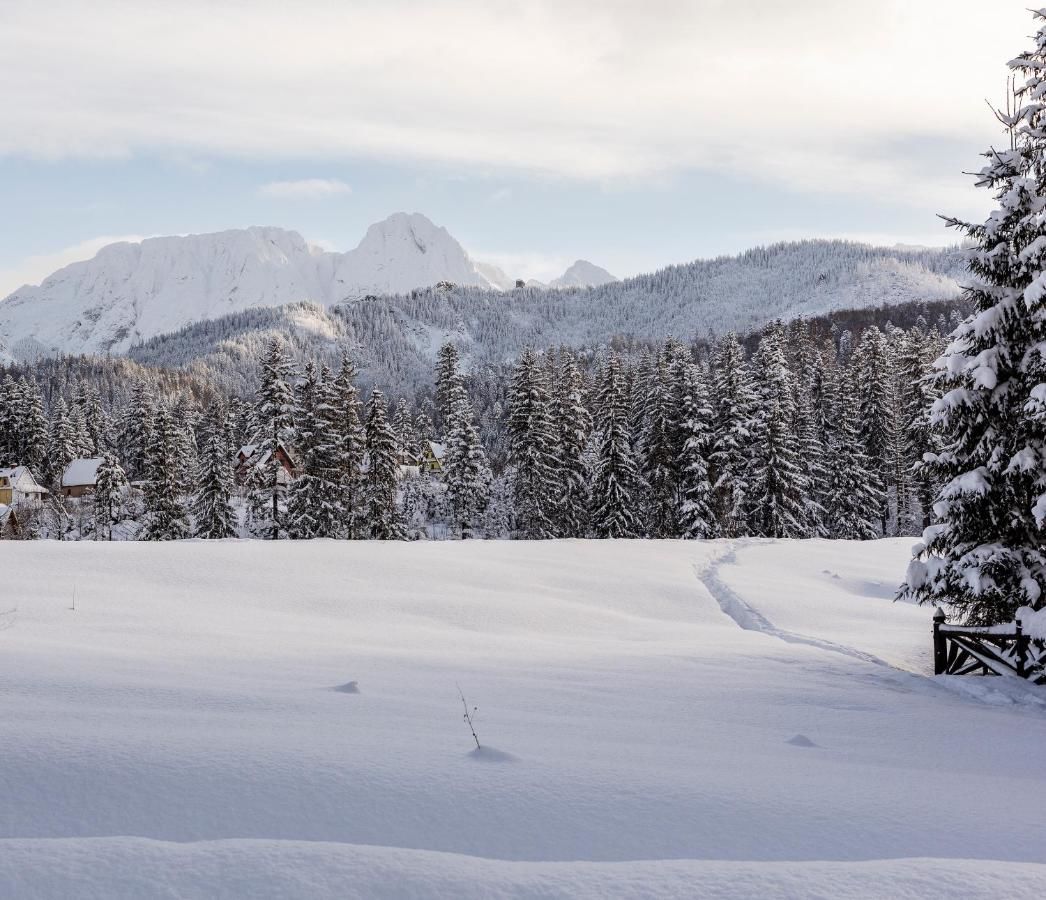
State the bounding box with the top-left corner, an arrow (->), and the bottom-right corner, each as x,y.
62,457 -> 105,488
428,441 -> 446,460
0,466 -> 48,493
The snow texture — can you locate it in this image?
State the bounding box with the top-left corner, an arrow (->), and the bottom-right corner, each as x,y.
1,538 -> 1043,899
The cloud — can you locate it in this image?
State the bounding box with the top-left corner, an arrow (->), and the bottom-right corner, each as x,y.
258,178 -> 352,199
0,1 -> 1033,209
488,187 -> 512,203
0,235 -> 145,298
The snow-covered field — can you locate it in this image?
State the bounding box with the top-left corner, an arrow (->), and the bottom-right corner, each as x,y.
2,539 -> 1044,898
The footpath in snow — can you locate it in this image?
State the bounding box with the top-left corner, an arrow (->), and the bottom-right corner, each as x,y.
1,539 -> 1044,899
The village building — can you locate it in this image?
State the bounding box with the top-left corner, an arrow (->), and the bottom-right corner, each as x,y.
0,466 -> 49,506
234,443 -> 299,486
61,457 -> 105,498
420,441 -> 446,474
0,504 -> 20,538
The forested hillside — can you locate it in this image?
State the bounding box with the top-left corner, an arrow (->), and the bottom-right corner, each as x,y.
126,239 -> 967,399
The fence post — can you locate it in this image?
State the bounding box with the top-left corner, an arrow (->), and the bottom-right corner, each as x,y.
933,607 -> 947,675
1015,616 -> 1027,679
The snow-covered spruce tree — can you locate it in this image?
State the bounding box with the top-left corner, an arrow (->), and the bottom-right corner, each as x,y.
393,397 -> 419,464
173,395 -> 200,480
435,341 -> 462,431
900,328 -> 946,532
142,404 -> 189,541
0,375 -> 20,462
332,353 -> 366,538
192,399 -> 237,540
551,352 -> 592,537
822,374 -> 883,540
508,348 -> 558,538
903,17 -> 1046,621
364,390 -> 405,540
93,452 -> 128,541
852,326 -> 896,534
708,333 -> 757,537
68,389 -> 95,458
118,380 -> 155,481
46,397 -> 76,488
287,363 -> 344,539
677,362 -> 716,539
640,352 -> 679,538
248,337 -> 296,540
443,393 -> 491,538
76,380 -> 108,457
590,353 -> 643,538
20,378 -> 48,475
746,325 -> 810,538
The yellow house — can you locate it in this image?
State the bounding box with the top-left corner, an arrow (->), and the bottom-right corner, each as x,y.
420,441 -> 446,473
0,466 -> 48,506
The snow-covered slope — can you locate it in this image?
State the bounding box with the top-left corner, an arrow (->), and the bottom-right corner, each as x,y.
550,259 -> 618,288
0,214 -> 501,357
1,539 -> 1044,898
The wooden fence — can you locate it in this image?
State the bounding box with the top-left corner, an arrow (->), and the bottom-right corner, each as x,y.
933,609 -> 1046,684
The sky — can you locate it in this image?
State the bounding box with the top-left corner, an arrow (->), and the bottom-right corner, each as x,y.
0,0 -> 1036,296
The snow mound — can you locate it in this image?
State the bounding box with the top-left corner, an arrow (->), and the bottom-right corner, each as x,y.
333,681 -> 360,694
468,746 -> 518,763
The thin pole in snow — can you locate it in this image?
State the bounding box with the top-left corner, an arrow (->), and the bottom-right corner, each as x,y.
71,583 -> 77,612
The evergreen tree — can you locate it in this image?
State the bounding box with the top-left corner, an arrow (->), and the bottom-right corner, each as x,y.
443,393 -> 491,538
677,363 -> 716,538
363,390 -> 405,539
142,404 -> 189,540
903,14 -> 1046,621
94,452 -> 128,541
392,397 -> 418,464
0,375 -> 19,463
435,342 -> 462,430
46,397 -> 76,488
551,353 -> 592,537
508,349 -> 558,538
640,352 -> 679,537
747,325 -> 810,538
822,378 -> 883,539
852,326 -> 896,533
192,399 -> 237,539
332,353 -> 366,538
708,334 -> 756,536
248,338 -> 295,539
67,400 -> 94,458
590,354 -> 642,538
287,363 -> 344,539
18,378 -> 48,474
119,380 -> 155,481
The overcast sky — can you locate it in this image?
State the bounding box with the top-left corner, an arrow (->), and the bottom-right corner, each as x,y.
0,1 -> 1036,294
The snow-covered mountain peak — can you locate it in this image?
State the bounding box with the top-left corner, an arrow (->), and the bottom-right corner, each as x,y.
0,213 -> 505,358
550,259 -> 618,289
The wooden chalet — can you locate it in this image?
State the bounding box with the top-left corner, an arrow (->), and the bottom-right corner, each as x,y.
420,441 -> 446,474
61,458 -> 105,498
0,466 -> 48,506
234,443 -> 299,486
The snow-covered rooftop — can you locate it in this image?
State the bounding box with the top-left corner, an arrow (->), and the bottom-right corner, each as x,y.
62,457 -> 104,487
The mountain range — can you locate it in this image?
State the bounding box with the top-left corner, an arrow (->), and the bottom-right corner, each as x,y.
0,213 -> 616,361
0,212 -> 965,372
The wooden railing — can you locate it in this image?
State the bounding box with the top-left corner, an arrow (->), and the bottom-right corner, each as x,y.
933,609 -> 1046,684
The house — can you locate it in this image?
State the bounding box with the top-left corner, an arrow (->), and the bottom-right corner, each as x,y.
0,503 -> 19,538
420,441 -> 446,473
0,466 -> 49,506
234,443 -> 299,486
62,457 -> 105,498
